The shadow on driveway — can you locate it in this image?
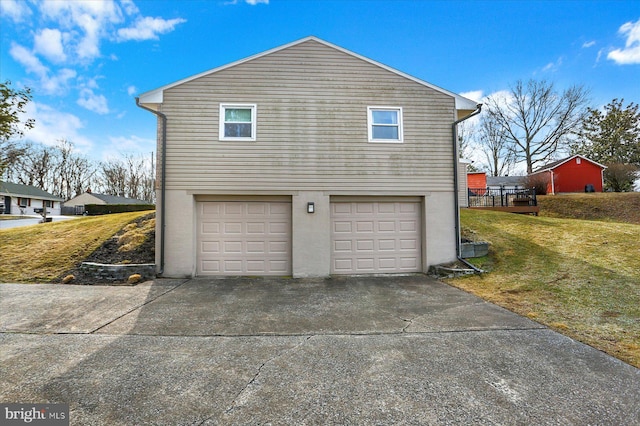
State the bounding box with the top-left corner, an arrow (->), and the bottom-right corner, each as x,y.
1,275 -> 638,424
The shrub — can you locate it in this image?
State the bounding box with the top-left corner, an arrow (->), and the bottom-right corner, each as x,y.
525,174 -> 549,195
84,204 -> 155,215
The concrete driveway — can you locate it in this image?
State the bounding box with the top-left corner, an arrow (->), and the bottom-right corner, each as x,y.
1,275 -> 638,425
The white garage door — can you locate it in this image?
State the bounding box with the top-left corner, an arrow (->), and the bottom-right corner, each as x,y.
331,200 -> 422,274
197,201 -> 291,276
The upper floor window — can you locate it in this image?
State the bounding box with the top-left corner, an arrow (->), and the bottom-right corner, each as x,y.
368,107 -> 403,143
219,104 -> 256,141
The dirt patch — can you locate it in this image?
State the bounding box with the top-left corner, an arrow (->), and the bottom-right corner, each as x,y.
62,213 -> 155,285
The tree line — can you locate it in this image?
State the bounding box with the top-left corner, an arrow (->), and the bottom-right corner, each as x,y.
1,81 -> 155,202
460,80 -> 639,192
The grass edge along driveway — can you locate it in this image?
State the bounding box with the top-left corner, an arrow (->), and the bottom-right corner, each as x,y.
0,211 -> 152,283
449,209 -> 640,368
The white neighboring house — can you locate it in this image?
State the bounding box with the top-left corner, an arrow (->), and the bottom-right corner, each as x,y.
486,176 -> 526,191
0,181 -> 63,216
64,191 -> 150,214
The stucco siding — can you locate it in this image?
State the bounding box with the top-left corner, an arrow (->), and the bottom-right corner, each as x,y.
159,40 -> 456,194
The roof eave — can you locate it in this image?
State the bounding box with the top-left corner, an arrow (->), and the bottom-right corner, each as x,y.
137,36 -> 479,112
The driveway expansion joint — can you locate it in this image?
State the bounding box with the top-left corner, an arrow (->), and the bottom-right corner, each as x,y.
88,279 -> 190,334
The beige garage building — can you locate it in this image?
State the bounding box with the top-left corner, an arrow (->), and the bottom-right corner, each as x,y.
137,37 -> 480,278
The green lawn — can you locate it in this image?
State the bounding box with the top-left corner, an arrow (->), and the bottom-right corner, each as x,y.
450,209 -> 640,367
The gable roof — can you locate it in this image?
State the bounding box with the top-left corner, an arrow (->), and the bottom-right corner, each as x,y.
0,181 -> 63,201
138,36 -> 479,113
486,176 -> 526,187
531,155 -> 607,174
82,193 -> 150,205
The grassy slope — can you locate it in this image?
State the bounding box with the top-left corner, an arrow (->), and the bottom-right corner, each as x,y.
452,208 -> 640,367
537,192 -> 640,224
0,211 -> 152,283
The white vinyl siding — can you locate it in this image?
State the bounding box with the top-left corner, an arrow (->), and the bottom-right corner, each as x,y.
219,104 -> 256,141
368,107 -> 403,143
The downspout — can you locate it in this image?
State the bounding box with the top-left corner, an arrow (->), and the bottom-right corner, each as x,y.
136,97 -> 167,275
452,104 -> 483,273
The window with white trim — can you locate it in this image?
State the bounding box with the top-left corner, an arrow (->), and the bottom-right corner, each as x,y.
219,104 -> 256,141
368,107 -> 403,143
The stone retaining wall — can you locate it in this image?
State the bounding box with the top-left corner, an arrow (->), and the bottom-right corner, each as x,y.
80,262 -> 156,282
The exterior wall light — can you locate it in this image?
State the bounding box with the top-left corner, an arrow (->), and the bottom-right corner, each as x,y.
307,202 -> 315,214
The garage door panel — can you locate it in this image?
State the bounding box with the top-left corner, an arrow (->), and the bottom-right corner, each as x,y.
379,258 -> 397,269
334,240 -> 352,251
378,221 -> 395,232
331,200 -> 421,274
400,220 -> 417,232
334,221 -> 352,233
246,223 -> 265,234
224,204 -> 242,215
197,201 -> 291,276
356,240 -> 374,251
201,260 -> 220,273
378,239 -> 396,251
356,221 -> 374,232
400,239 -> 417,250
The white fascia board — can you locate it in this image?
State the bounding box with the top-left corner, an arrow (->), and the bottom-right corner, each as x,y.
137,36 -> 479,113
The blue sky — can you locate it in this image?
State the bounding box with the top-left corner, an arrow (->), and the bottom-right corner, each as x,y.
1,0 -> 639,162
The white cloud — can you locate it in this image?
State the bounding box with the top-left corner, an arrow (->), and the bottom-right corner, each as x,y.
39,0 -> 124,62
127,85 -> 137,96
117,16 -> 187,41
120,0 -> 139,16
225,0 -> 269,4
102,135 -> 155,160
607,18 -> 640,64
10,42 -> 49,77
77,88 -> 110,114
460,90 -> 483,103
541,56 -> 563,72
41,68 -> 77,95
582,41 -> 596,48
34,28 -> 67,63
22,102 -> 93,151
0,0 -> 31,22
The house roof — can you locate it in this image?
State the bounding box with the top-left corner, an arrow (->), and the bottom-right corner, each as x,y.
531,155 -> 607,174
81,193 -> 150,205
0,181 -> 64,201
486,176 -> 526,187
137,36 -> 479,114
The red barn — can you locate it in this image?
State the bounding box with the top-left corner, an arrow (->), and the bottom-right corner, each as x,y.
529,155 -> 606,194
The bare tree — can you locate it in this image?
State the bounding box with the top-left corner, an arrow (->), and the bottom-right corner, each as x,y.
98,154 -> 154,202
48,140 -> 95,200
485,80 -> 590,173
9,143 -> 56,191
99,159 -> 128,197
477,114 -> 517,176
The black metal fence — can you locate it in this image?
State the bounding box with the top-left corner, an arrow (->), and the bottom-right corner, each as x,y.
468,188 -> 537,208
